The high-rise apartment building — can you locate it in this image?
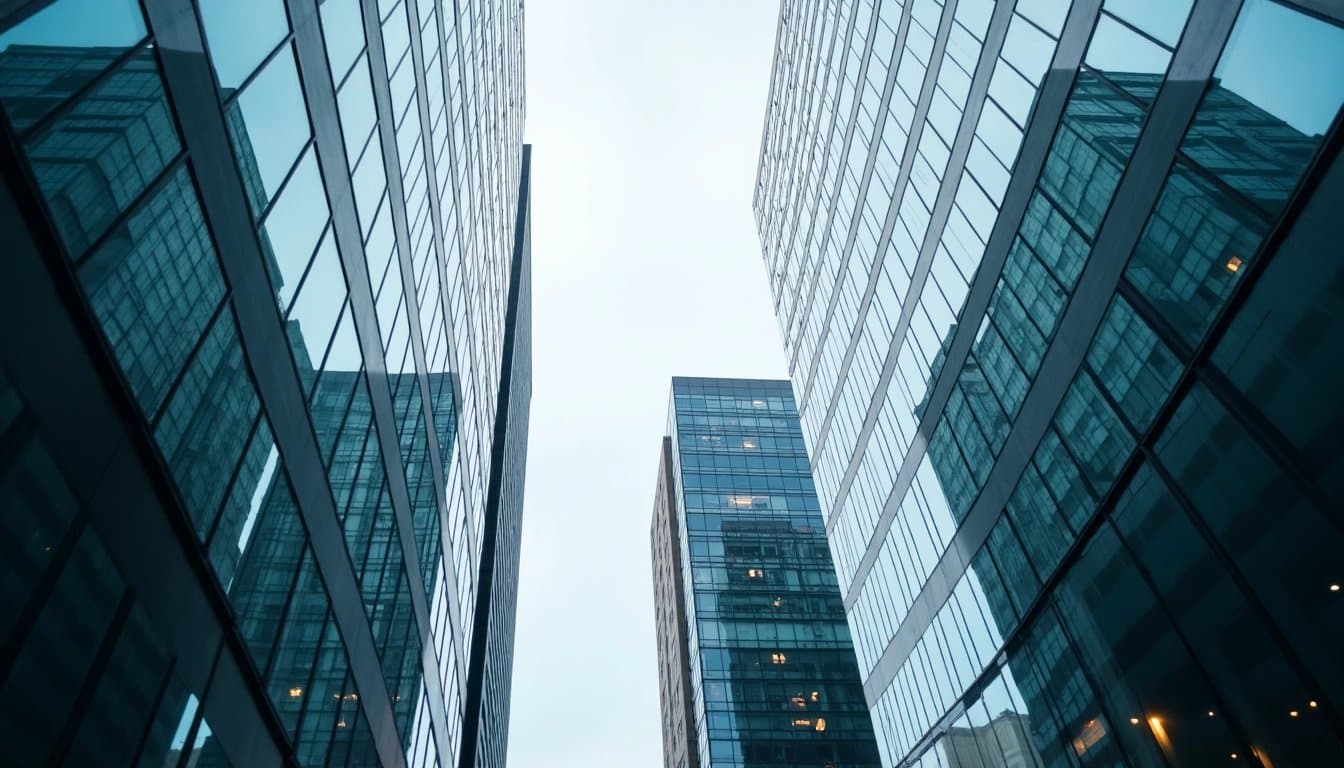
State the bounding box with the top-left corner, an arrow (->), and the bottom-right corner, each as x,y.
755,0 -> 1343,766
651,377 -> 881,768
0,0 -> 529,766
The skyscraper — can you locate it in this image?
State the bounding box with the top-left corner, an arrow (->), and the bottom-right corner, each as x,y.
755,1 -> 1344,766
652,377 -> 881,768
0,0 -> 529,766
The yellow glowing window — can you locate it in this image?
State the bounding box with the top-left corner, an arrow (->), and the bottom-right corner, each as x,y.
772,596 -> 782,608
814,718 -> 827,732
771,652 -> 787,664
288,686 -> 303,699
810,691 -> 820,702
1072,717 -> 1106,757
1226,255 -> 1243,273
747,568 -> 763,578
792,718 -> 812,728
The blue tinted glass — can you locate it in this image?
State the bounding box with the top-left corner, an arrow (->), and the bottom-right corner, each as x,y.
154,311 -> 262,533
225,45 -> 311,216
337,56 -> 376,169
1126,158 -> 1268,346
208,418 -> 278,589
1084,297 -> 1180,432
198,0 -> 289,89
78,166 -> 225,418
1213,150 -> 1344,506
287,229 -> 347,377
0,0 -> 147,132
1182,0 -> 1344,215
1038,73 -> 1145,239
23,50 -> 179,256
259,147 -> 331,303
227,469 -> 303,672
1084,12 -> 1175,103
321,0 -> 366,84
1103,0 -> 1192,47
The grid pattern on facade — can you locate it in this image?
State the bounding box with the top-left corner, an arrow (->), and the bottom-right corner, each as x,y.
0,0 -> 529,766
661,377 -> 881,768
755,0 -> 1344,766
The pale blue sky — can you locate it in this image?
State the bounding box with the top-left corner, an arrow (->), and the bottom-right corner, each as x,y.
511,1 -> 784,765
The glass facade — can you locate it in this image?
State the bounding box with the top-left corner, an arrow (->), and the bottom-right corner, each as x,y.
755,0 -> 1344,766
0,0 -> 530,766
654,377 -> 881,768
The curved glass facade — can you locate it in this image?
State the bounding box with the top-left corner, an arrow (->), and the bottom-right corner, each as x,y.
755,0 -> 1344,765
0,0 -> 529,766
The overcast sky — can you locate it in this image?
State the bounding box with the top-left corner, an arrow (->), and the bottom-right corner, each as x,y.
510,1 -> 784,765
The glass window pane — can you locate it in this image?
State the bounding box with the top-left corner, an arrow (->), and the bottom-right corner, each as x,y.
266,551 -> 329,740
77,166 -> 225,419
208,418 -> 278,589
22,49 -> 179,256
154,311 -> 262,532
1126,158 -> 1268,347
227,468 -> 303,668
0,0 -> 147,132
287,233 -> 347,383
0,392 -> 79,653
1086,12 -> 1173,80
1155,384 -> 1344,704
321,0 -> 366,84
1103,0 -> 1192,47
260,146 -> 331,301
0,529 -> 124,765
1213,150 -> 1344,506
1057,526 -> 1247,766
225,44 -> 311,217
337,56 -> 376,169
1181,0 -> 1344,216
1112,463 -> 1344,765
67,603 -> 172,766
199,0 -> 289,89
1084,297 -> 1180,432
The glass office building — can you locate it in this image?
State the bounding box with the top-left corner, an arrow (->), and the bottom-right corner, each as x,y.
754,0 -> 1344,766
652,377 -> 881,768
0,0 -> 530,766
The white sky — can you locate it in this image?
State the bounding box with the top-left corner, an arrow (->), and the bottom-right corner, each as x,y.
510,1 -> 784,765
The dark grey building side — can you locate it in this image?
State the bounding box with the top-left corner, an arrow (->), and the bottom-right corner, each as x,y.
652,436 -> 700,768
459,142 -> 532,768
0,0 -> 528,767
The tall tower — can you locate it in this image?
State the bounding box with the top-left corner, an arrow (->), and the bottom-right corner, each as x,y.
652,377 -> 881,768
754,0 -> 1344,765
0,1 -> 530,766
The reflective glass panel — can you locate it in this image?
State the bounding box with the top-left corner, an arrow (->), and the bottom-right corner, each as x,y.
225,44 -> 311,216
259,146 -> 331,304
1126,158 -> 1268,346
78,165 -> 225,418
22,49 -> 179,256
199,0 -> 289,89
0,0 -> 147,132
1181,0 -> 1344,216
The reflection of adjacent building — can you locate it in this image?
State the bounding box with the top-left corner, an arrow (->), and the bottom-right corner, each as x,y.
0,0 -> 531,764
757,1 -> 1344,766
941,711 -> 1037,768
651,378 -> 880,768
